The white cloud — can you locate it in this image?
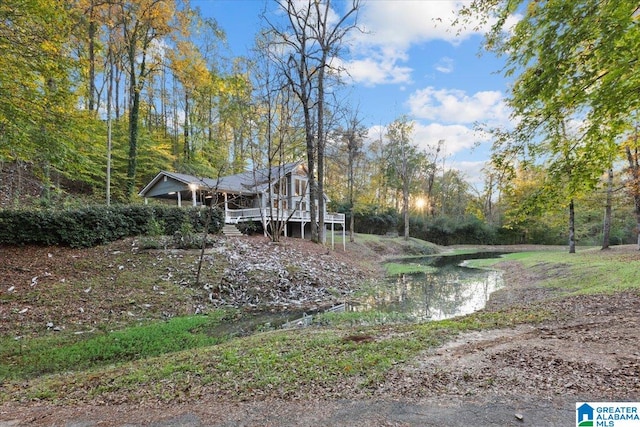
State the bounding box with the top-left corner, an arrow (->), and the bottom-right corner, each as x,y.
448,160 -> 489,190
341,1 -> 522,87
407,87 -> 509,125
356,1 -> 475,50
412,122 -> 489,156
365,120 -> 492,158
353,0 -> 520,49
343,1 -> 486,85
434,57 -> 454,74
336,56 -> 413,86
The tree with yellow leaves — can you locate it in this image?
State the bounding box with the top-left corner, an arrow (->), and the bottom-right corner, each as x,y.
112,0 -> 175,199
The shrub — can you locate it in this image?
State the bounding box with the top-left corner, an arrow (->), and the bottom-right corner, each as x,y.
0,205 -> 224,248
352,206 -> 399,235
237,220 -> 260,235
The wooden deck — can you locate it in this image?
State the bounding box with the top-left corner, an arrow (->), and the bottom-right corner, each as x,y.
225,207 -> 346,249
225,208 -> 345,225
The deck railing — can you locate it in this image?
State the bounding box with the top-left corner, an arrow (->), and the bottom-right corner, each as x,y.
225,207 -> 344,225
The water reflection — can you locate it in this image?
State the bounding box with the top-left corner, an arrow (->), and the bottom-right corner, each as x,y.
352,254 -> 504,321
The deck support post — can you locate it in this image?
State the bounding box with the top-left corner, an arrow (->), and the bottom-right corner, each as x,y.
224,193 -> 228,223
331,222 -> 335,250
342,223 -> 345,251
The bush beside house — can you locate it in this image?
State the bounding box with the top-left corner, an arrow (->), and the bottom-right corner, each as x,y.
0,205 -> 224,248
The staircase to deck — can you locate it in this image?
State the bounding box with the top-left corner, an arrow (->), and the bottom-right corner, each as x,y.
222,224 -> 244,237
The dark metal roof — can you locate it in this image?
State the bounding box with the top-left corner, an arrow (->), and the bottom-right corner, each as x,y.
139,162 -> 305,198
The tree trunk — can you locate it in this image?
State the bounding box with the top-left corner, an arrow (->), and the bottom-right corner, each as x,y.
625,146 -> 640,250
402,140 -> 410,241
208,93 -> 213,145
303,100 -> 318,243
349,206 -> 355,243
172,74 -> 179,155
196,202 -> 216,285
403,187 -> 410,240
127,86 -> 140,200
87,6 -> 97,113
184,91 -> 190,160
485,174 -> 493,225
427,141 -> 441,217
161,62 -> 167,139
126,42 -> 142,200
348,137 -> 355,243
41,160 -> 51,204
601,167 -> 613,249
114,58 -> 121,120
568,199 -> 575,253
297,40 -> 318,243
317,64 -> 326,244
106,26 -> 114,206
146,75 -> 154,131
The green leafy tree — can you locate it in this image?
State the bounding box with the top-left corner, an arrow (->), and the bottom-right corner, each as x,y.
115,0 -> 176,200
436,169 -> 472,220
499,164 -> 563,244
385,117 -> 426,240
0,0 -> 106,206
462,0 -> 636,249
0,0 -> 75,160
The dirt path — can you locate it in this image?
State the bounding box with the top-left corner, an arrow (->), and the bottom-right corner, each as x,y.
2,248 -> 640,426
0,396 -> 576,426
377,262 -> 640,402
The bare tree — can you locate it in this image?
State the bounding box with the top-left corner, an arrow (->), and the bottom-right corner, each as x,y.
250,32 -> 305,242
339,109 -> 366,242
265,0 -> 361,243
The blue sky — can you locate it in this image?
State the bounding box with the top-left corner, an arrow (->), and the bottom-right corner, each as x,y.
192,0 -> 516,190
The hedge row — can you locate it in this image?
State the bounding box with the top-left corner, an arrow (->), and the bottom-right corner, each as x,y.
407,215 -> 498,245
351,207 -> 400,235
0,205 -> 224,248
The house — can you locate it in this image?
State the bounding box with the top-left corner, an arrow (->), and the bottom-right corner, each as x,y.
138,161 -> 345,248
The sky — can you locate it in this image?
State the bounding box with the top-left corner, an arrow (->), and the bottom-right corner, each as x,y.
191,0 -> 516,191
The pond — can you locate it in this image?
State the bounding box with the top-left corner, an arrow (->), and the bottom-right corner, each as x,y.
349,252 -> 505,321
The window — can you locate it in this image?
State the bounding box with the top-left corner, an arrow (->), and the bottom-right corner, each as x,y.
294,179 -> 307,196
273,178 -> 288,196
272,198 -> 287,210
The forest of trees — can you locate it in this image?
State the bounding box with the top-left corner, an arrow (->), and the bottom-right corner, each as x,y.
1,0 -> 640,248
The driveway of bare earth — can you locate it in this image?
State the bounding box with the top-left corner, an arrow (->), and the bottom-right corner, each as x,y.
1,238 -> 639,426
